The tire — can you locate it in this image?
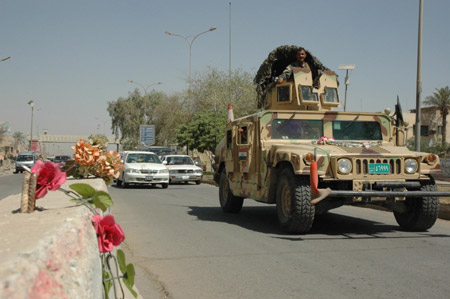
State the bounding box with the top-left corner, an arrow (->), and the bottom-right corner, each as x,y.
116,178 -> 122,187
276,168 -> 315,234
219,169 -> 244,213
394,178 -> 440,231
161,183 -> 169,189
195,180 -> 201,185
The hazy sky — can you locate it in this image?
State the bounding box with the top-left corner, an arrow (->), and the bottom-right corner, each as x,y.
1,0 -> 449,141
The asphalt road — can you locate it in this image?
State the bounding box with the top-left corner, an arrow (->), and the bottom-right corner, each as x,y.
107,182 -> 450,299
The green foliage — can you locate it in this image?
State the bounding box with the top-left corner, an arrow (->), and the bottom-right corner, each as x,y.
117,249 -> 138,298
69,183 -> 113,212
102,268 -> 113,299
423,86 -> 450,146
107,67 -> 257,152
406,138 -> 450,157
176,110 -> 227,152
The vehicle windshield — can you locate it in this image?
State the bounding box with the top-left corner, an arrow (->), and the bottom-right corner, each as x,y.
17,155 -> 34,161
272,119 -> 323,140
126,153 -> 161,164
165,156 -> 194,165
54,156 -> 70,162
332,121 -> 382,140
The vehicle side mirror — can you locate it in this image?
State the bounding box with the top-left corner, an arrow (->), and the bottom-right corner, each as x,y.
162,161 -> 167,165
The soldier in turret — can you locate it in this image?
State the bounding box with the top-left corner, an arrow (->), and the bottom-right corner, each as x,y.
277,48 -> 323,88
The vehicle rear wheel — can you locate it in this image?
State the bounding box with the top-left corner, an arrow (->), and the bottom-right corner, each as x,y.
219,169 -> 244,213
161,183 -> 169,189
276,168 -> 315,234
394,179 -> 440,231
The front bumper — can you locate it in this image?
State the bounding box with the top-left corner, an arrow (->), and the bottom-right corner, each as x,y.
170,173 -> 202,182
312,180 -> 450,205
124,173 -> 169,184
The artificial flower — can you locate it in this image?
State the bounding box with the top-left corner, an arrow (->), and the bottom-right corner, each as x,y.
31,160 -> 67,199
92,214 -> 125,253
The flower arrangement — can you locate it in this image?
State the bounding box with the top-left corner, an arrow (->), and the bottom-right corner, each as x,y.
71,135 -> 124,185
20,159 -> 137,298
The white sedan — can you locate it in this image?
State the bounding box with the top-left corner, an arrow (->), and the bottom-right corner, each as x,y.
162,155 -> 203,185
117,151 -> 169,188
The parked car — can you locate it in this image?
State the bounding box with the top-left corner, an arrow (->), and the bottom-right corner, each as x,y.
53,155 -> 72,168
117,151 -> 169,188
161,155 -> 203,185
15,152 -> 40,173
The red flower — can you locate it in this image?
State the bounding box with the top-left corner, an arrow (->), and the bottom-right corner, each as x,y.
92,214 -> 125,253
31,160 -> 67,199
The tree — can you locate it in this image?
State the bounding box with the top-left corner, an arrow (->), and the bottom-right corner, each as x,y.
107,89 -> 169,150
12,131 -> 26,152
423,86 -> 450,146
188,66 -> 258,120
0,124 -> 8,143
176,110 -> 227,153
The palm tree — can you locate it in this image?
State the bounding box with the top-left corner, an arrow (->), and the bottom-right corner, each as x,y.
12,131 -> 26,153
423,86 -> 450,146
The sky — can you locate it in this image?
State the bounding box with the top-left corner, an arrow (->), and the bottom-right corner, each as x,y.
1,0 -> 450,149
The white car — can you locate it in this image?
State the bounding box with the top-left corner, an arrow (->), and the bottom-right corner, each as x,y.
117,151 -> 169,188
162,155 -> 203,185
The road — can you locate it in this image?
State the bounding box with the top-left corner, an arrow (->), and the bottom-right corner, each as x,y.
107,182 -> 450,299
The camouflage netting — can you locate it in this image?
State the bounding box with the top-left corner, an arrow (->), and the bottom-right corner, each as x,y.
253,45 -> 329,108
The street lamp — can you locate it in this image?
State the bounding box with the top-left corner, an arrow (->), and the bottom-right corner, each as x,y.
96,117 -> 108,135
338,64 -> 355,112
128,80 -> 163,95
27,100 -> 34,151
165,26 -> 217,90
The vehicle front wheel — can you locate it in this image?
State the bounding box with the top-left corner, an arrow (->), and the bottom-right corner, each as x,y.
219,169 -> 244,213
116,177 -> 122,187
276,168 -> 315,234
161,183 -> 169,189
195,180 -> 201,185
394,179 -> 440,231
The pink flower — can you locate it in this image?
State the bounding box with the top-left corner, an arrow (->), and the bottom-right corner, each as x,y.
31,160 -> 67,199
92,214 -> 125,253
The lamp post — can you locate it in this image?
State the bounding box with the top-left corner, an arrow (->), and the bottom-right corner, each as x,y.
95,117 -> 108,135
338,65 -> 355,112
27,100 -> 34,151
165,26 -> 217,90
128,80 -> 163,95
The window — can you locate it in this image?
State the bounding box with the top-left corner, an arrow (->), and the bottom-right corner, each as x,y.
226,130 -> 232,149
277,86 -> 290,102
413,125 -> 429,137
332,121 -> 382,140
239,126 -> 248,144
322,88 -> 339,103
127,153 -> 161,164
299,85 -> 318,102
438,126 -> 443,135
272,119 -> 323,140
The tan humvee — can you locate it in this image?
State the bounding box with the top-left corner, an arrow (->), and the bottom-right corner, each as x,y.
213,46 -> 448,234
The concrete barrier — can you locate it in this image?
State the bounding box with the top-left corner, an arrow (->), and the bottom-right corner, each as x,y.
0,178 -> 107,298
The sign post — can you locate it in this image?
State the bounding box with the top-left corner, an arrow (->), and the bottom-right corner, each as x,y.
139,125 -> 155,147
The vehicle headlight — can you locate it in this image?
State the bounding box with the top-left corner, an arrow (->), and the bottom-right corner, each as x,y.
159,169 -> 169,174
169,170 -> 176,174
405,159 -> 418,174
126,168 -> 139,174
195,169 -> 203,174
338,158 -> 352,174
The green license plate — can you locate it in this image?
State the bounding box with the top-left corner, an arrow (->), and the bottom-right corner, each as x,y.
369,163 -> 390,174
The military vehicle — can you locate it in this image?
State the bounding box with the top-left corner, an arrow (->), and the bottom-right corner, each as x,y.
213,45 -> 449,234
